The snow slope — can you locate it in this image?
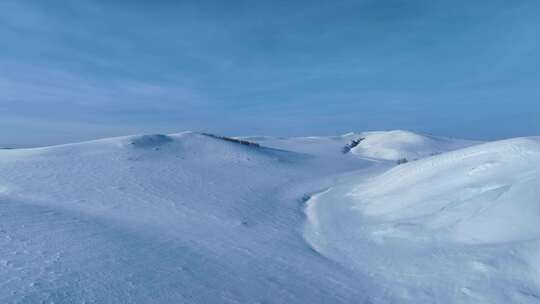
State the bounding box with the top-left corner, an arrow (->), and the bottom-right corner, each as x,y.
242,130 -> 480,161
0,132 -> 373,303
245,130 -> 477,161
2,130 -> 537,303
305,136 -> 540,303
350,130 -> 478,161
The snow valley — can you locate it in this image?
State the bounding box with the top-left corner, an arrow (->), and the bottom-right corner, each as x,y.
1,130 -> 539,303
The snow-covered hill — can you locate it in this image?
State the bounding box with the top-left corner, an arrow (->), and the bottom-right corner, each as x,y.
243,130 -> 476,161
353,136 -> 540,244
0,131 -> 372,303
1,130 -> 538,303
349,130 -> 479,161
305,136 -> 540,303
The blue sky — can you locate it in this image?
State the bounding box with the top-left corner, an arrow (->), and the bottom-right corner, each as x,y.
1,0 -> 539,146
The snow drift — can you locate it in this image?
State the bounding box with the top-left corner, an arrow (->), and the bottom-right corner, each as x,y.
2,130 -> 539,303
244,129 -> 476,161
349,130 -> 478,161
0,131 -> 369,303
352,136 -> 540,244
305,136 -> 540,303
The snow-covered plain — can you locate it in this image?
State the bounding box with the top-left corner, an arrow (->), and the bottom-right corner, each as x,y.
0,130 -> 537,303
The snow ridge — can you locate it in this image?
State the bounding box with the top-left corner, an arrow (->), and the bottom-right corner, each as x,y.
304,136 -> 540,303
2,130 -> 539,303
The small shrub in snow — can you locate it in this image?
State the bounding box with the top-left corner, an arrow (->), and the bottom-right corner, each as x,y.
396,158 -> 408,165
201,133 -> 260,148
342,138 -> 365,154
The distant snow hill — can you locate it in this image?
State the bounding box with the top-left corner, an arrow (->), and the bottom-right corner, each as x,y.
348,130 -> 479,161
1,130 -> 537,303
243,129 -> 478,161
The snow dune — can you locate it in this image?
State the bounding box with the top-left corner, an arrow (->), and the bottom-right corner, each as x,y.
305,136 -> 540,303
349,130 -> 479,161
243,129 -> 476,160
0,131 -> 370,303
353,136 -> 540,244
1,130 -> 538,303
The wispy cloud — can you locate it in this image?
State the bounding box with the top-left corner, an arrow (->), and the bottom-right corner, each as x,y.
0,61 -> 205,111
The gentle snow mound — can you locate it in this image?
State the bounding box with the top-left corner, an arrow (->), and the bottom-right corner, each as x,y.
352,136 -> 540,244
350,130 -> 477,161
304,136 -> 540,303
0,131 -> 370,303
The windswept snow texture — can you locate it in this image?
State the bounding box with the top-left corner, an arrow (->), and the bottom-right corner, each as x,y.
0,130 -> 536,303
305,136 -> 540,303
0,131 -> 371,303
